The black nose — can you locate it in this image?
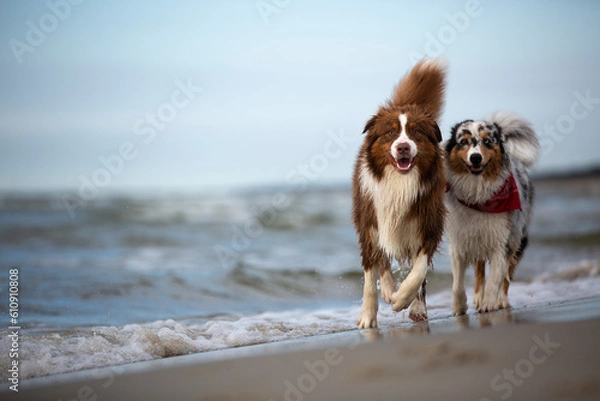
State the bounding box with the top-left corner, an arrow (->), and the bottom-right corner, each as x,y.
469,153 -> 483,166
396,142 -> 411,155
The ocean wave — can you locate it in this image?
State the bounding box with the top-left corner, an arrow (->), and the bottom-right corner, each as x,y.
539,259 -> 600,282
0,190 -> 352,254
3,262 -> 599,381
534,231 -> 600,248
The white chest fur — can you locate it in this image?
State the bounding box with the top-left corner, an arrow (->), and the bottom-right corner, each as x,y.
359,162 -> 422,262
445,194 -> 511,261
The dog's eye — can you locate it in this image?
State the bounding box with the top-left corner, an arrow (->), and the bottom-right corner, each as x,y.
483,138 -> 494,147
459,138 -> 470,146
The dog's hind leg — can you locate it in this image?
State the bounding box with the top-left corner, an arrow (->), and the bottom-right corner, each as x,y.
379,259 -> 395,304
409,281 -> 428,322
451,250 -> 468,316
391,250 -> 429,312
473,260 -> 486,311
479,252 -> 508,313
498,260 -> 517,309
499,236 -> 527,309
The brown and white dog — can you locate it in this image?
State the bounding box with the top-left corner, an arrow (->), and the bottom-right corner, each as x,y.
352,59 -> 447,328
444,113 -> 540,315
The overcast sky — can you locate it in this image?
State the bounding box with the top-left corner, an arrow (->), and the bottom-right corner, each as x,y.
1,0 -> 599,192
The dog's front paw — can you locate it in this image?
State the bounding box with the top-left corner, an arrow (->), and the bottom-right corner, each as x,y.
409,298 -> 428,322
358,294 -> 378,329
357,311 -> 377,329
391,290 -> 412,312
478,299 -> 499,313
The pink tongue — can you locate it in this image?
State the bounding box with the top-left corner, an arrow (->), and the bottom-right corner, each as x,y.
398,158 -> 411,169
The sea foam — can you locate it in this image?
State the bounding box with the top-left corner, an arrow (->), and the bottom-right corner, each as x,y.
2,261 -> 598,381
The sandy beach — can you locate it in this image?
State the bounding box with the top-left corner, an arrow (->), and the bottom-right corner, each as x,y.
14,297 -> 600,401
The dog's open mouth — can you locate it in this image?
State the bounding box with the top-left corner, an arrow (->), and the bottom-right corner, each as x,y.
391,156 -> 415,174
467,163 -> 485,175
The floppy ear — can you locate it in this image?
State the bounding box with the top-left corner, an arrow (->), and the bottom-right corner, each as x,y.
362,114 -> 379,134
424,120 -> 443,143
445,121 -> 463,154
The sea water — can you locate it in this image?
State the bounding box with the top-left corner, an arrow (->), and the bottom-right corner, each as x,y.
0,177 -> 599,380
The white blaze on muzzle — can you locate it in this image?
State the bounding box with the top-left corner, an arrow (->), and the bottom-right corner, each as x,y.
467,143 -> 482,165
390,114 -> 418,173
391,114 -> 418,159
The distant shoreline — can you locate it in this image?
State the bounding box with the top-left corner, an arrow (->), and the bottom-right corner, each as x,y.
532,165 -> 600,182
1,165 -> 598,197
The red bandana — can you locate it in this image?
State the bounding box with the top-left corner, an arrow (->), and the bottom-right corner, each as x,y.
446,173 -> 522,214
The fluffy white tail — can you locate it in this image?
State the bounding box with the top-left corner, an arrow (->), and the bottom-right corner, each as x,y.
489,112 -> 540,168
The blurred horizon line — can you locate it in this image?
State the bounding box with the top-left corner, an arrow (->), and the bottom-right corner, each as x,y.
2,163 -> 600,197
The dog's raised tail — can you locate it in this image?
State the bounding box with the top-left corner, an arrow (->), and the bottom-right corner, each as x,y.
388,58 -> 447,121
490,112 -> 540,168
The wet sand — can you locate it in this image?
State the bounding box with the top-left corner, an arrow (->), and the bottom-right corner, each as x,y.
16,297 -> 600,401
